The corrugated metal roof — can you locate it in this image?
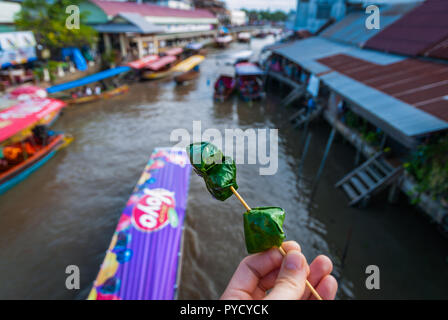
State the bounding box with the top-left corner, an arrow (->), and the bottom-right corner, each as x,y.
320,3 -> 420,47
365,0 -> 448,57
90,0 -> 216,19
94,12 -> 165,34
272,37 -> 404,75
318,54 -> 448,135
271,38 -> 448,141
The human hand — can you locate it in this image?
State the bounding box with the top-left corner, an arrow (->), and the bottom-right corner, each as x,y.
220,241 -> 337,300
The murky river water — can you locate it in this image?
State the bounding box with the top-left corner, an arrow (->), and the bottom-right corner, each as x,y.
0,37 -> 447,300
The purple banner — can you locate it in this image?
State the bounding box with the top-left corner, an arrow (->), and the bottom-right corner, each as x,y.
88,148 -> 191,300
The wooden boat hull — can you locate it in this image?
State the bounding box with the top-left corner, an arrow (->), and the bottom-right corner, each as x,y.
174,70 -> 199,84
141,70 -> 173,80
65,85 -> 129,104
0,134 -> 70,195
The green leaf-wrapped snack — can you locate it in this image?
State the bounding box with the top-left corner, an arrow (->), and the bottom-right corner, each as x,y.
243,207 -> 286,254
187,142 -> 223,176
204,156 -> 238,201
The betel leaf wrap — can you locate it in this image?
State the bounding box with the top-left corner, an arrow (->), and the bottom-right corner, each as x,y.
204,156 -> 238,201
243,207 -> 286,254
187,142 -> 223,176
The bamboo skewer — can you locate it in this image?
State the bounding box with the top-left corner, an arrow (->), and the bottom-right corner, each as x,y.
230,186 -> 323,300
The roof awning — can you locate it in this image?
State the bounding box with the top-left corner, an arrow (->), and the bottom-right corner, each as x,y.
270,37 -> 448,145
171,55 -> 204,73
128,55 -> 159,69
145,55 -> 176,71
235,63 -> 264,76
94,12 -> 165,34
0,98 -> 66,142
46,66 -> 131,93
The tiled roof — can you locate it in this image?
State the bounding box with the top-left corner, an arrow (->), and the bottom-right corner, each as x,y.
320,3 -> 420,47
90,0 -> 216,19
364,0 -> 448,57
270,38 -> 448,141
318,54 -> 448,123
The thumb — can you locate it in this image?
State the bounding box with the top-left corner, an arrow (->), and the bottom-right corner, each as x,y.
265,250 -> 309,300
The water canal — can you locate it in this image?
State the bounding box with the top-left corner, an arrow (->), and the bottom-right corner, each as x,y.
0,37 -> 447,300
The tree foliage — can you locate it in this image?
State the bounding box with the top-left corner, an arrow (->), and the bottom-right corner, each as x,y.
14,0 -> 97,50
241,9 -> 288,23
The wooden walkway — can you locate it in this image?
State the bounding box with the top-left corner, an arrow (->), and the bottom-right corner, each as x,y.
335,152 -> 402,206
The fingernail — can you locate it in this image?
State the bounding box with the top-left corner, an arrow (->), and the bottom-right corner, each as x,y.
285,252 -> 302,270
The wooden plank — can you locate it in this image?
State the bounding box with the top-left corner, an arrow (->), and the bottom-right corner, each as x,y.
372,159 -> 391,175
377,158 -> 395,172
342,183 -> 358,200
335,151 -> 383,187
365,165 -> 382,182
289,108 -> 305,122
350,176 -> 368,194
357,171 -> 375,188
349,167 -> 403,206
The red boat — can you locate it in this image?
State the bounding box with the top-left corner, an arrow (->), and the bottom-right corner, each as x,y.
214,75 -> 236,102
235,63 -> 265,101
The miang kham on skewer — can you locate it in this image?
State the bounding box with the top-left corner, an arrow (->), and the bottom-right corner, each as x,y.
186,142 -> 323,300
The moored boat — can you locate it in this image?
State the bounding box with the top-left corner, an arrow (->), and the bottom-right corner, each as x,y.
141,55 -> 177,80
46,66 -> 131,104
235,62 -> 265,101
88,147 -> 191,300
215,35 -> 233,48
172,55 -> 204,85
185,42 -> 207,56
214,75 -> 236,102
237,32 -> 251,43
0,98 -> 72,194
174,69 -> 199,84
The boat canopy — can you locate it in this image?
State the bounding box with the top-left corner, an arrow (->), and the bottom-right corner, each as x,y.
186,42 -> 203,51
164,47 -> 183,56
128,55 -> 159,69
0,98 -> 66,142
171,55 -> 204,73
46,66 -> 131,94
88,147 -> 191,300
235,63 -> 264,76
145,55 -> 177,71
216,35 -> 232,43
233,50 -> 253,61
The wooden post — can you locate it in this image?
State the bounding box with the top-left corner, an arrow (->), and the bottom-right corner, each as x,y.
312,127 -> 336,193
103,33 -> 112,54
119,34 -> 127,59
298,132 -> 312,180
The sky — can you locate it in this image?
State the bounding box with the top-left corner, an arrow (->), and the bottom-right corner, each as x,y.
224,0 -> 296,12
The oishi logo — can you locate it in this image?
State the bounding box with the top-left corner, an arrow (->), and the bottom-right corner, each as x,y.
132,188 -> 178,232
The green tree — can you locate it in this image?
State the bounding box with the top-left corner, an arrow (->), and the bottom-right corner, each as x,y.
14,0 -> 97,50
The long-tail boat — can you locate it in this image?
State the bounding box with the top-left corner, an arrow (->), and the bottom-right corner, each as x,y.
185,42 -> 207,56
46,66 -> 131,104
237,32 -> 251,43
172,55 -> 205,84
235,62 -> 265,101
0,98 -> 72,195
141,55 -> 178,80
215,35 -> 233,48
88,147 -> 191,300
